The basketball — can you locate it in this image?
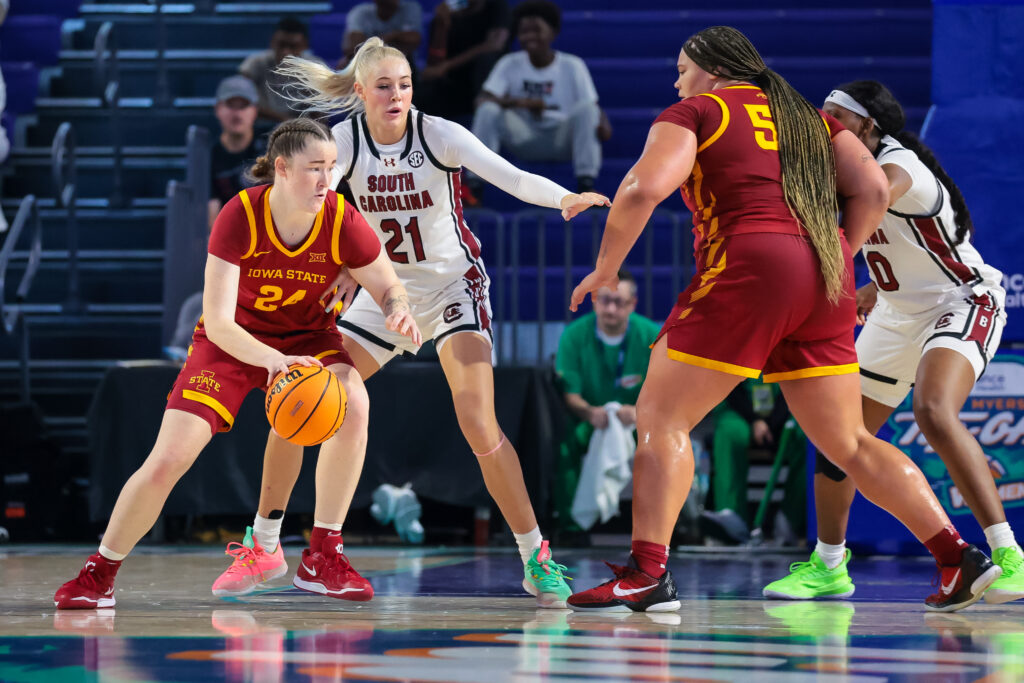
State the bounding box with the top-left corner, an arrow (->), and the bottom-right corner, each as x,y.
265,365 -> 346,446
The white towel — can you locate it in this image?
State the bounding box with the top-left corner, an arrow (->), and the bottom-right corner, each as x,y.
571,402 -> 635,530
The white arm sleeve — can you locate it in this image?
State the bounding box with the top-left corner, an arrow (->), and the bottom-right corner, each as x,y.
330,121 -> 354,188
431,117 -> 571,210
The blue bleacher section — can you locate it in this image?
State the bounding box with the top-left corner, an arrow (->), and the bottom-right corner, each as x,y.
0,0 -> 937,453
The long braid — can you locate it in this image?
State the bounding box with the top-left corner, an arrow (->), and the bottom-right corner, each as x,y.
685,27 -> 845,304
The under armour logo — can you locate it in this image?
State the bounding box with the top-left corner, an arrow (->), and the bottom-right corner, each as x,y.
383,158 -> 396,167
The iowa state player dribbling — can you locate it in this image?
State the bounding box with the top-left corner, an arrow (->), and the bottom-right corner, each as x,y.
54,118 -> 421,609
210,37 -> 610,608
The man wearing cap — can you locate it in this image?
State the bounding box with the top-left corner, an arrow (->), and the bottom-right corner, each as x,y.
208,75 -> 266,227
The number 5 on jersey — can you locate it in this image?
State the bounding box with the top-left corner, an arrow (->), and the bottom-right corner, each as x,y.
744,104 -> 778,151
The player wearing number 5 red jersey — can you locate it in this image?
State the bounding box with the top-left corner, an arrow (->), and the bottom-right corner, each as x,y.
211,38 -> 611,608
54,118 -> 421,609
765,80 -> 1023,605
568,26 -> 999,614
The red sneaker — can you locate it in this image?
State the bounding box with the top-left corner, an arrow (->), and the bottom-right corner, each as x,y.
567,560 -> 680,613
54,553 -> 120,609
925,544 -> 1002,612
292,542 -> 373,601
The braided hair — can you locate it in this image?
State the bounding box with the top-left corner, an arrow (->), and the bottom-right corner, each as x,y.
684,26 -> 845,304
836,80 -> 973,245
247,117 -> 331,183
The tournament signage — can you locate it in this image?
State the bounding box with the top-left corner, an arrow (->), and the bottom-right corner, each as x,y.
840,353 -> 1024,555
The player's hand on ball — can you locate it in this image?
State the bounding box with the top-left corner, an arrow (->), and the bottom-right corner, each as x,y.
561,192 -> 611,221
571,270 -> 619,312
386,311 -> 422,347
262,353 -> 322,386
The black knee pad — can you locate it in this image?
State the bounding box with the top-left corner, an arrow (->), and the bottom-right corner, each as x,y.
815,450 -> 848,482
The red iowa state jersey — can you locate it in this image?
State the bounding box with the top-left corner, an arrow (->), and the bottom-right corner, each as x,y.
204,185 -> 381,337
655,85 -> 844,251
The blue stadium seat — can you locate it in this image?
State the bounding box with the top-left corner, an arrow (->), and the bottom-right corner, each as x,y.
0,16 -> 63,66
555,10 -> 930,60
310,13 -> 347,67
1,62 -> 40,115
8,0 -> 82,17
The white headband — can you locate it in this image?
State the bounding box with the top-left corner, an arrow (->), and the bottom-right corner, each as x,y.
824,89 -> 871,119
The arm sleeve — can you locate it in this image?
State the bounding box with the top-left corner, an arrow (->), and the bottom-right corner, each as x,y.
555,324 -> 584,395
432,118 -> 570,209
208,196 -> 249,265
331,121 -> 354,183
339,204 -> 383,268
480,55 -> 511,98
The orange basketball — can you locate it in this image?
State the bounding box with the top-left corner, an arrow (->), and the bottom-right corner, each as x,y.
265,365 -> 346,446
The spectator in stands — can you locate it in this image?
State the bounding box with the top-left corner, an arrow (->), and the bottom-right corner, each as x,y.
470,0 -> 608,198
239,16 -> 324,122
209,76 -> 266,227
415,0 -> 510,121
700,380 -> 807,545
554,270 -> 661,540
340,0 -> 423,69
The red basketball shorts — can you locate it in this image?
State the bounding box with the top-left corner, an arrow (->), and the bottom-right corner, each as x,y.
656,231 -> 858,382
165,328 -> 354,434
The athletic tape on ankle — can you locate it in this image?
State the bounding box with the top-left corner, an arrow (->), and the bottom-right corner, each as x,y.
473,434 -> 505,457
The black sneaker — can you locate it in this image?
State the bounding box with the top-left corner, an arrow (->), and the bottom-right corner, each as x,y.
925,544 -> 1002,612
567,558 -> 680,613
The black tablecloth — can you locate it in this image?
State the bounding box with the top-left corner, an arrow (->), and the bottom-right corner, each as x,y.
87,362 -> 563,521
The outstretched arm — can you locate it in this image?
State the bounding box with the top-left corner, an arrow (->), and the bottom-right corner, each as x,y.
570,122 -> 696,310
443,120 -> 610,217
349,251 -> 422,346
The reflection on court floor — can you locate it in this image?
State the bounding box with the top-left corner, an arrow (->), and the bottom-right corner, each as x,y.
2,546 -> 1023,681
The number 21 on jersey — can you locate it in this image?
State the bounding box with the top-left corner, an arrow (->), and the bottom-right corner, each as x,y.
744,104 -> 778,151
381,217 -> 426,264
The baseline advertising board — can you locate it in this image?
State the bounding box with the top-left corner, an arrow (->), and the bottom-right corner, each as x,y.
840,352 -> 1024,556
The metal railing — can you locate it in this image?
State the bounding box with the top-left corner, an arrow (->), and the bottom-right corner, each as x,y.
50,122 -> 82,313
0,195 -> 42,400
162,126 -> 211,346
477,207 -> 692,366
94,21 -> 124,207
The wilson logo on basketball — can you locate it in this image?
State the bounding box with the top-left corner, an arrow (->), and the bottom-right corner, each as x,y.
309,252 -> 327,263
265,368 -> 304,410
189,370 -> 220,394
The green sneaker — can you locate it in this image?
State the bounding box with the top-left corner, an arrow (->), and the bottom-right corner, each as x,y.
523,540 -> 572,609
762,550 -> 855,600
985,545 -> 1024,604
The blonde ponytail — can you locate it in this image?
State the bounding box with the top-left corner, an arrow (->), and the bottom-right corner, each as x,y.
275,37 -> 410,116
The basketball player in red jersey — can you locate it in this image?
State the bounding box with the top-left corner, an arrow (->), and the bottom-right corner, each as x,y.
566,26 -> 999,614
54,118 -> 421,609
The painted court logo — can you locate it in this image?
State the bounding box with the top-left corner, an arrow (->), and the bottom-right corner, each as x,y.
888,355 -> 1024,514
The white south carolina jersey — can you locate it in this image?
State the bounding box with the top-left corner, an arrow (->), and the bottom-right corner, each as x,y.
862,135 -> 1004,316
331,109 -> 568,299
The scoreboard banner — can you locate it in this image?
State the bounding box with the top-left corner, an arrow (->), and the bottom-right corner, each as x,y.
834,352 -> 1024,556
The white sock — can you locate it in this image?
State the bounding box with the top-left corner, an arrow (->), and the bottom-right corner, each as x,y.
984,522 -> 1019,553
253,514 -> 283,551
313,520 -> 343,531
98,544 -> 126,562
815,539 -> 846,570
514,526 -> 543,565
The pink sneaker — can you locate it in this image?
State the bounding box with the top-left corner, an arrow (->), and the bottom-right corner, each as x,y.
54,553 -> 119,609
292,541 -> 373,601
212,528 -> 288,597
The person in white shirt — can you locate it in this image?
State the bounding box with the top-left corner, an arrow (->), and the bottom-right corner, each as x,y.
470,0 -> 608,197
211,38 -> 611,608
764,79 -> 1023,604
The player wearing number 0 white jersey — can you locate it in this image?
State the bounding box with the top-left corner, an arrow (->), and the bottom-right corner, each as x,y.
763,80 -> 1024,604
210,38 -> 611,608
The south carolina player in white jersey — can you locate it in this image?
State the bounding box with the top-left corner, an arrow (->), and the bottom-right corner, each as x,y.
210,38 -> 611,607
764,80 -> 1023,603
